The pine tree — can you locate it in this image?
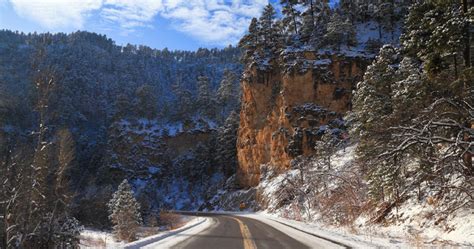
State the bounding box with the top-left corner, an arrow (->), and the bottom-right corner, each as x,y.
217,69 -> 239,122
114,94 -> 133,120
258,4 -> 281,56
172,77 -> 195,119
300,0 -> 330,46
353,45 -> 399,138
217,111 -> 240,178
324,12 -> 357,50
355,0 -> 376,22
108,179 -> 142,242
0,84 -> 11,125
339,0 -> 357,24
135,84 -> 158,119
280,0 -> 301,36
401,1 -> 467,77
352,45 -> 400,200
197,75 -> 216,118
374,2 -> 395,40
391,57 -> 425,120
238,18 -> 260,64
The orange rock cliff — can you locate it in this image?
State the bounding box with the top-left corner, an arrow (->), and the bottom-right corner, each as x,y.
236,52 -> 371,188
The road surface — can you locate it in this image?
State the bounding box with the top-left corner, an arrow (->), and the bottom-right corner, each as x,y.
158,213 -> 346,249
125,212 -> 348,249
172,214 -> 308,249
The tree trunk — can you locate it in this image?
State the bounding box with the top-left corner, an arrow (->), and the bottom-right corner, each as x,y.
454,53 -> 458,79
462,0 -> 471,68
378,24 -> 382,40
463,121 -> 473,176
462,0 -> 472,175
289,4 -> 298,35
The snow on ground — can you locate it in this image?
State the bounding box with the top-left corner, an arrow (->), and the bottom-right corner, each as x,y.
124,217 -> 212,249
255,144 -> 474,248
117,115 -> 217,138
79,217 -> 209,249
246,212 -> 411,248
353,199 -> 474,247
79,229 -> 126,249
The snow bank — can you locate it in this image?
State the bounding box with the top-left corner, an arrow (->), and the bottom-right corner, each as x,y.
80,229 -> 126,249
254,143 -> 474,247
123,217 -> 211,249
243,212 -> 412,248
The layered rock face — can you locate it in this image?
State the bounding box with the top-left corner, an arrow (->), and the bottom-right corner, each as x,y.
103,118 -> 216,183
236,53 -> 370,187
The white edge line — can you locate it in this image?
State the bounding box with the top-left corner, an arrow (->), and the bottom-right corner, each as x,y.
123,217 -> 211,249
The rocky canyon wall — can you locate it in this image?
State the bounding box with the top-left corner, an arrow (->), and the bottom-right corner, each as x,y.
236,52 -> 371,187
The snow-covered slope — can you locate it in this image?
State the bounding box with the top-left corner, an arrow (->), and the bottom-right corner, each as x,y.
254,145 -> 474,247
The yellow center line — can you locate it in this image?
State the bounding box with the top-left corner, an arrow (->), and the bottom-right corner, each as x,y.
229,216 -> 257,249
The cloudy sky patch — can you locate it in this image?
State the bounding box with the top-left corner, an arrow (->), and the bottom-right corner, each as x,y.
1,0 -> 268,47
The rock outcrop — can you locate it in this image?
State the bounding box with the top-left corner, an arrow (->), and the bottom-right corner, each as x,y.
236,52 -> 371,187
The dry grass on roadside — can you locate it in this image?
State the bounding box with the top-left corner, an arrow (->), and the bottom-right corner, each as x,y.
159,211 -> 187,230
79,235 -> 107,248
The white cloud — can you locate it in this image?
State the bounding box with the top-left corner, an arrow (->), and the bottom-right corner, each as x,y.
7,0 -> 268,45
9,0 -> 102,29
159,0 -> 268,45
101,0 -> 163,29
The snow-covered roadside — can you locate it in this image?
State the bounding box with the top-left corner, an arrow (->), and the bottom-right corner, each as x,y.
241,212 -> 409,248
79,217 -> 211,249
254,143 -> 474,248
124,217 -> 212,249
240,211 -> 474,248
80,229 -> 126,249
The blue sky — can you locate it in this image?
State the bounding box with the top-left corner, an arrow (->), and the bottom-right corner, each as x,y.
0,0 -> 279,50
0,0 -> 337,51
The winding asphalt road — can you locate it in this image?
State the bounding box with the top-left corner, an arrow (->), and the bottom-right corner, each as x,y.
168,213 -> 342,249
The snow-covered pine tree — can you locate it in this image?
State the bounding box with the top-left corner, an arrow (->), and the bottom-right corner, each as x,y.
401,1 -> 467,77
217,111 -> 240,178
300,0 -> 330,46
114,94 -> 133,120
107,179 -> 142,242
323,12 -> 357,50
197,75 -> 216,118
374,2 -> 395,40
135,84 -> 158,119
217,69 -> 239,122
355,0 -> 378,22
258,4 -> 281,57
172,77 -> 195,119
238,18 -> 260,64
353,45 -> 399,131
352,45 -> 400,201
280,0 -> 301,36
390,57 -> 424,121
338,0 -> 357,24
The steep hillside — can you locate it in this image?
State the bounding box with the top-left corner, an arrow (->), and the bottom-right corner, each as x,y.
232,0 -> 473,246
0,30 -> 242,227
237,52 -> 371,187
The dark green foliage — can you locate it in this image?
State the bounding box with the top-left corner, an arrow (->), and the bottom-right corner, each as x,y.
280,0 -> 302,36
217,69 -> 240,121
0,30 -> 242,245
197,75 -> 216,118
238,18 -> 259,64
259,4 -> 282,57
401,1 -> 468,76
353,0 -> 473,206
323,12 -> 357,50
135,84 -> 158,119
216,111 -> 240,178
